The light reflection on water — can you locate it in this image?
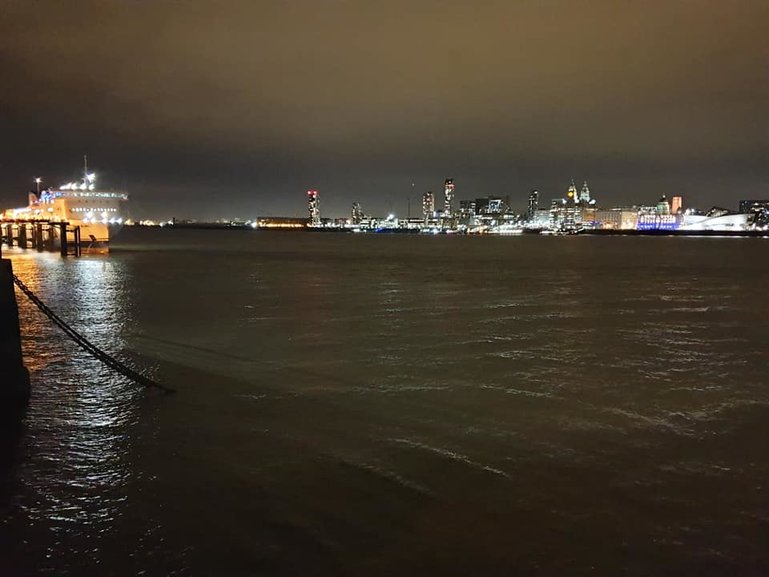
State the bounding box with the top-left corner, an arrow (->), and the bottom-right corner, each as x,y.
2,252 -> 142,573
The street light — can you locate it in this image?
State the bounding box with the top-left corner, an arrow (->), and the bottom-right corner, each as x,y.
34,177 -> 42,194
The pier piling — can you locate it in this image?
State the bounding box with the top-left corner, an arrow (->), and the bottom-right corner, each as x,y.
59,222 -> 68,257
18,224 -> 27,249
1,220 -> 84,257
2,223 -> 13,247
35,223 -> 43,252
0,257 -> 31,408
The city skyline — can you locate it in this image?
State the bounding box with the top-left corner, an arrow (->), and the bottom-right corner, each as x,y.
2,1 -> 768,219
4,170 -> 763,223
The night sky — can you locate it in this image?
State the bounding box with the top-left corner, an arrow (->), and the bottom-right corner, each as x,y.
2,1 -> 768,220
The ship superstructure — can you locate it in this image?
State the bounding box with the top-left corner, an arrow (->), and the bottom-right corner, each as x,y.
2,158 -> 128,245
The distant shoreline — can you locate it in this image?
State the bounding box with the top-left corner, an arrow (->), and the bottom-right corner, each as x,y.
127,223 -> 769,238
580,229 -> 769,238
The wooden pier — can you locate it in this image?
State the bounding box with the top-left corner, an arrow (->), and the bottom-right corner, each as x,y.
0,220 -> 82,257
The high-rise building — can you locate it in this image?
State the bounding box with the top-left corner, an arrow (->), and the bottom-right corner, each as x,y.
422,191 -> 435,222
550,198 -> 565,228
527,190 -> 539,219
307,190 -> 320,226
670,196 -> 683,214
444,178 -> 455,217
351,202 -> 363,225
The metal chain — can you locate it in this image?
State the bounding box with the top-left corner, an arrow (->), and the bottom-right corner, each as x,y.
12,274 -> 175,394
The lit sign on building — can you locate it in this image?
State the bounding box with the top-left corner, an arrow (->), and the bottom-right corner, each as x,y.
636,214 -> 679,231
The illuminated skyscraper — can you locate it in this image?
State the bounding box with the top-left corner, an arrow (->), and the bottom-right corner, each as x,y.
527,189 -> 539,219
422,191 -> 435,222
307,190 -> 320,226
351,202 -> 363,224
671,196 -> 683,214
444,178 -> 455,217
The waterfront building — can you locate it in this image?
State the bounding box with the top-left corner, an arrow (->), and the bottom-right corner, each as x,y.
444,179 -> 455,217
526,208 -> 553,229
527,190 -> 539,220
634,197 -> 677,230
562,182 -> 580,230
578,181 -> 591,205
566,181 -> 578,205
307,190 -> 320,226
739,199 -> 769,213
637,213 -> 679,230
679,208 -> 749,231
540,181 -> 599,231
739,199 -> 769,227
422,191 -> 435,223
459,200 -> 476,217
351,202 -> 364,225
549,199 -> 563,228
592,209 -> 639,230
548,198 -> 573,229
656,194 -> 671,215
256,216 -> 308,229
671,196 -> 683,215
475,197 -> 508,215
578,207 -> 599,228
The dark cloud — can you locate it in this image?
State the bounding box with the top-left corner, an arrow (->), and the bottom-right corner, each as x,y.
2,0 -> 768,218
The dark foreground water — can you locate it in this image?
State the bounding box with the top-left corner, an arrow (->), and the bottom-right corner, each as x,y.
2,229 -> 769,576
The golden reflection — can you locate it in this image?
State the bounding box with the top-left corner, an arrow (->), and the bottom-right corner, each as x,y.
4,248 -> 140,534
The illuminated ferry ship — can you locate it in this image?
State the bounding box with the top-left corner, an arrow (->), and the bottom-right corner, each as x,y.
2,158 -> 128,248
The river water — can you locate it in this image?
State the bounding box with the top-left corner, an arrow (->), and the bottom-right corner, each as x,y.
2,229 -> 768,576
